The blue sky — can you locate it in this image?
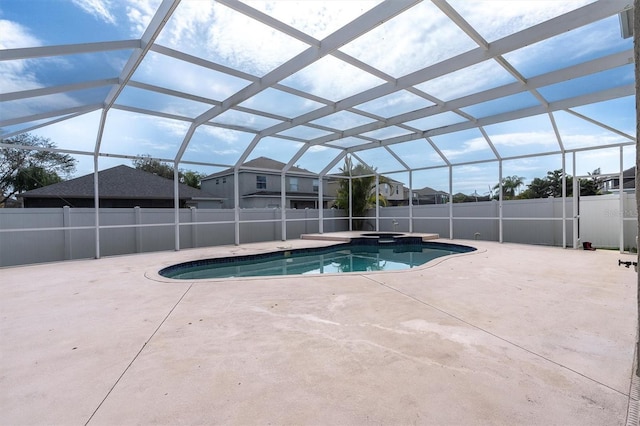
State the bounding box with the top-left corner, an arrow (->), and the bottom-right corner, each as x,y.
0,0 -> 635,194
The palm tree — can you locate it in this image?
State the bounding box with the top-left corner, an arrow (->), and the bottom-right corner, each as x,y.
333,156 -> 387,230
493,175 -> 525,200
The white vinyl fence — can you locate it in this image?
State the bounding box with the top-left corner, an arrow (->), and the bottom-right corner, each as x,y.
0,194 -> 636,267
0,207 -> 348,267
368,193 -> 637,250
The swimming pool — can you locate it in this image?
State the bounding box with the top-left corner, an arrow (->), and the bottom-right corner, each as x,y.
159,238 -> 475,280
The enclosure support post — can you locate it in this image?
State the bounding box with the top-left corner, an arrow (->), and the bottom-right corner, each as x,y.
349,177 -> 353,231
281,172 -> 287,241
562,153 -> 567,249
93,155 -> 100,259
619,146 -> 625,254
234,168 -> 240,245
633,0 -> 639,376
572,152 -> 578,249
375,174 -> 380,232
498,160 -> 503,243
191,207 -> 197,249
409,171 -> 414,233
448,165 -> 453,240
318,173 -> 324,234
135,206 -> 142,253
173,164 -> 180,251
63,205 -> 72,260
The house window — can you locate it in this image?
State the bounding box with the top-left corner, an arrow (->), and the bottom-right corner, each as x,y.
216,179 -> 219,185
313,179 -> 319,192
256,175 -> 266,189
222,177 -> 226,184
289,177 -> 298,191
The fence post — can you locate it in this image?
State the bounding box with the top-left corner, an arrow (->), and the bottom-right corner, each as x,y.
63,206 -> 71,260
135,206 -> 142,253
191,207 -> 198,248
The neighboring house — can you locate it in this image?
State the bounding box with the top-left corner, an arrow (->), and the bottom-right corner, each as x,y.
412,186 -> 450,204
17,165 -> 222,208
599,167 -> 635,193
201,157 -> 331,209
379,178 -> 407,206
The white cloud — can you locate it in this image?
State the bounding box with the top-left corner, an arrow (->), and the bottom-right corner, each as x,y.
0,20 -> 41,92
200,125 -> 247,145
247,1 -> 382,40
562,132 -> 630,150
126,0 -> 161,36
417,60 -> 516,102
491,131 -> 557,148
0,20 -> 82,120
156,1 -> 308,76
71,0 -> 117,25
0,19 -> 41,49
340,1 -> 476,78
282,55 -> 385,100
435,135 -> 494,161
449,0 -> 595,42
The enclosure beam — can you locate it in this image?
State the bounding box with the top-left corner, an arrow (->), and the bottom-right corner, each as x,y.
498,160 -> 503,243
353,84 -> 634,153
318,172 -> 325,234
409,171 -> 414,233
281,172 -> 287,241
375,175 -> 380,232
257,2 -> 631,143
566,109 -> 635,141
173,0 -> 419,163
92,110 -> 110,260
0,78 -> 119,102
103,0 -> 180,111
562,153 -> 567,249
319,152 -> 348,234
234,168 -> 240,245
306,49 -> 632,148
0,40 -> 141,61
0,104 -> 103,128
572,152 -> 579,249
93,155 -> 100,259
174,164 -> 180,251
619,146 -> 625,254
349,177 -> 353,232
448,166 -> 453,240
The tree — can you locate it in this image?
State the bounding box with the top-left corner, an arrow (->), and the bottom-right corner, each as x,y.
333,157 -> 387,230
13,166 -> 63,193
493,175 -> 524,200
580,168 -> 601,196
519,177 -> 549,199
545,169 -> 572,198
132,155 -> 205,189
181,170 -> 204,189
132,155 -> 174,180
1,133 -> 76,205
518,168 -> 603,199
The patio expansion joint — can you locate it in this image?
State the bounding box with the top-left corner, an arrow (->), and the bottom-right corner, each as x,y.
83,283 -> 194,426
361,274 -> 629,398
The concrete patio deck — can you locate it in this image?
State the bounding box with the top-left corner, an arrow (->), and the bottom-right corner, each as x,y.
0,238 -> 638,425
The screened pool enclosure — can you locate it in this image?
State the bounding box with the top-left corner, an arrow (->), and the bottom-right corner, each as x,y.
0,0 -> 637,265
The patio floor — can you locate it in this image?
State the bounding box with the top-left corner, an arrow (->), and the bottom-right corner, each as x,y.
0,238 -> 638,425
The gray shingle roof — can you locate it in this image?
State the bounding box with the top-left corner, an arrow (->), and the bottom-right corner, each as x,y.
18,165 -> 211,200
203,157 -> 313,180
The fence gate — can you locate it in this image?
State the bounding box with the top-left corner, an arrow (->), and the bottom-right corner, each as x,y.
575,174 -> 630,251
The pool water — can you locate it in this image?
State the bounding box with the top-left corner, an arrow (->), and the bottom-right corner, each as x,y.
160,240 -> 475,280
